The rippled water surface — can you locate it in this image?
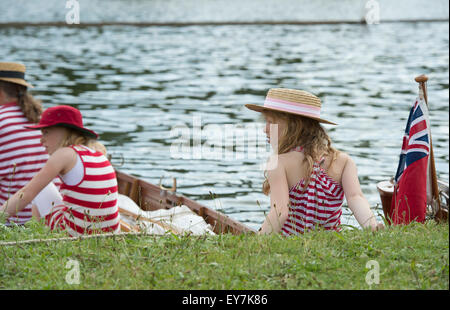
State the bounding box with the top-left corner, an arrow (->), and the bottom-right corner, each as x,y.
1,22 -> 448,229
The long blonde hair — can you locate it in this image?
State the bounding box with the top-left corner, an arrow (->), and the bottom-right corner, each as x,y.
0,81 -> 42,123
58,127 -> 107,156
262,110 -> 338,195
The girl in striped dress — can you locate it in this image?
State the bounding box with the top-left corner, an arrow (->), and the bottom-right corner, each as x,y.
245,88 -> 384,235
0,62 -> 61,225
0,105 -> 120,236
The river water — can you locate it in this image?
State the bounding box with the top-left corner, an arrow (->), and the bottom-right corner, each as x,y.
1,0 -> 449,23
0,4 -> 448,230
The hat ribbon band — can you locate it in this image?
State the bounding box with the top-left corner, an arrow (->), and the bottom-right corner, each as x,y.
264,97 -> 321,118
0,70 -> 25,80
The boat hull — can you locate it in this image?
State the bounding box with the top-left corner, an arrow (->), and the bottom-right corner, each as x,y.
377,179 -> 449,223
115,170 -> 256,235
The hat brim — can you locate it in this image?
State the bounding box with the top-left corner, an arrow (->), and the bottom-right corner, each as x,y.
0,77 -> 33,88
25,123 -> 98,139
245,104 -> 337,125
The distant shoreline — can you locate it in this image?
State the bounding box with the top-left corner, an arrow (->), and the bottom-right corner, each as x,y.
0,19 -> 448,27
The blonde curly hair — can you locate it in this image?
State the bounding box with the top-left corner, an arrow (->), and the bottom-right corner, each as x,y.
262,110 -> 338,195
58,127 -> 107,156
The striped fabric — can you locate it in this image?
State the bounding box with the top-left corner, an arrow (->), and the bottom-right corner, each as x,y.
45,145 -> 120,236
281,146 -> 344,235
264,96 -> 321,118
0,102 -> 50,224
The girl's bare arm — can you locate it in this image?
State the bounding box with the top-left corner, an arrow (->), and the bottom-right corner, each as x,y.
341,155 -> 383,230
259,157 -> 290,234
0,148 -> 75,218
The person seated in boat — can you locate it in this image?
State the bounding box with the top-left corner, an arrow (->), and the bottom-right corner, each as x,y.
245,88 -> 384,235
0,105 -> 120,237
0,62 -> 62,225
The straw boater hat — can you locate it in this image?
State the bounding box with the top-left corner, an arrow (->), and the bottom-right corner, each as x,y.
245,88 -> 336,125
0,62 -> 33,88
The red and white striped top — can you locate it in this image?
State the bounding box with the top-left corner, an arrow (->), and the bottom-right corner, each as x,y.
46,145 -> 120,236
281,146 -> 344,235
0,101 -> 50,224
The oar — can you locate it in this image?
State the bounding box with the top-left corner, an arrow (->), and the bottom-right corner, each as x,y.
414,75 -> 447,222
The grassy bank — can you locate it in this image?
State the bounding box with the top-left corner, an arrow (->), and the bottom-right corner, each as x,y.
0,220 -> 448,290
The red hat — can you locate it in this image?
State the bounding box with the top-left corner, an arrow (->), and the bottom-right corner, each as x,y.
25,105 -> 98,139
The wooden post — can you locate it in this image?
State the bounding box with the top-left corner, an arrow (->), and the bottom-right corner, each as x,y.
414,75 -> 447,222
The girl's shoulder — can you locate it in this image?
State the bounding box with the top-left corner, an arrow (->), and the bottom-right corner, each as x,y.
281,149 -> 305,160
326,150 -> 350,170
326,150 -> 352,181
266,151 -> 304,181
334,150 -> 350,165
52,146 -> 78,158
48,147 -> 78,175
268,151 -> 303,168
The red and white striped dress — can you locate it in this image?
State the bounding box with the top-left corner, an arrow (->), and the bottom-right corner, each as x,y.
45,145 -> 120,236
0,101 -> 50,224
281,146 -> 344,235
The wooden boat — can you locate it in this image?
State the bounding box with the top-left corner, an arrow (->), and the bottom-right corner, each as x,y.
115,170 -> 257,235
377,178 -> 449,223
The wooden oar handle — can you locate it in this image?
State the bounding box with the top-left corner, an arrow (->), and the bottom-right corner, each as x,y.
415,74 -> 428,83
415,74 -> 428,104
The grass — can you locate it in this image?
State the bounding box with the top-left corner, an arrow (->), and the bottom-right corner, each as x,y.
0,219 -> 448,290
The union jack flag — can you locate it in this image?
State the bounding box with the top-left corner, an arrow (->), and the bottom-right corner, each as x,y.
390,97 -> 431,224
394,98 -> 430,182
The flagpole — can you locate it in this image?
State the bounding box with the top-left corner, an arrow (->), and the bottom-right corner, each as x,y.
414,74 -> 446,222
